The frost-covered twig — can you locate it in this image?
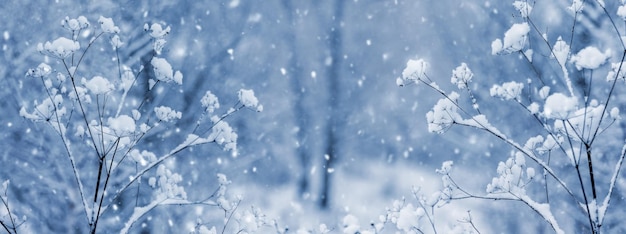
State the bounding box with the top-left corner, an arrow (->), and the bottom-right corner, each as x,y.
458,211 -> 481,234
22,15 -> 261,233
25,69 -> 92,225
589,50 -> 626,146
411,188 -> 437,234
102,103 -> 244,215
517,194 -> 563,234
1,180 -> 17,234
120,198 -> 219,234
597,143 -> 626,226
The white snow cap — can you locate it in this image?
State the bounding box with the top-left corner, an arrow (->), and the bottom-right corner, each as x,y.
398,59 -> 429,86
569,0 -> 584,13
552,37 -> 569,66
145,23 -> 171,39
610,107 -> 621,120
108,115 -> 136,136
544,93 -> 577,119
151,57 -> 183,85
436,160 -> 454,174
427,92 -> 461,133
62,16 -> 90,31
110,35 -> 123,49
98,16 -> 120,33
513,1 -> 533,18
396,204 -> 424,232
83,76 -> 114,95
618,5 -> 626,21
40,37 -> 80,58
238,89 -> 263,112
154,106 -> 182,122
503,23 -> 530,52
209,116 -> 238,152
450,63 -> 473,89
201,91 -> 220,114
26,63 -> 52,77
490,81 -> 524,100
607,62 -> 626,81
571,46 -> 610,70
492,23 -> 530,54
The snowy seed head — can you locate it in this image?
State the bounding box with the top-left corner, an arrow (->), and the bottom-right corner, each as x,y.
62,16 -> 90,31
513,1 -> 533,17
151,57 -> 182,85
154,106 -> 182,122
201,91 -> 220,114
606,62 -> 626,81
26,63 -> 52,78
83,76 -> 114,95
42,37 -> 80,58
436,161 -> 454,174
147,23 -> 171,39
490,81 -> 523,100
569,0 -> 584,13
98,16 -> 120,33
610,107 -> 621,120
110,35 -> 123,49
450,63 -> 473,89
400,59 -> 429,85
544,93 -> 577,119
491,39 -> 503,55
552,37 -> 570,66
618,5 -> 626,21
571,46 -> 610,70
108,115 -> 136,136
238,89 -> 262,112
503,23 -> 530,52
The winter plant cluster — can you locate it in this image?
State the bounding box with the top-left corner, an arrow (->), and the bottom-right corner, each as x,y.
2,15 -> 265,233
391,1 -> 626,234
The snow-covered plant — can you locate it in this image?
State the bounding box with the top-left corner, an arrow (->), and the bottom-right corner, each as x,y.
18,15 -> 262,233
397,1 -> 626,233
1,180 -> 23,234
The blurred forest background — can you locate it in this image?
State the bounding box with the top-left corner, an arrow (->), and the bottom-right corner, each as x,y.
1,0 -> 625,233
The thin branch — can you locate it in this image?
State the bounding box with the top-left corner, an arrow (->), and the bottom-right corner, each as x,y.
419,76 -> 580,204
0,193 -> 16,234
222,199 -> 242,234
589,50 -> 626,145
411,189 -> 437,234
597,143 -> 626,226
595,0 -> 626,50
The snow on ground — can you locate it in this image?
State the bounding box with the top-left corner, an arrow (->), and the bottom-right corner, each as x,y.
231,160 -> 492,233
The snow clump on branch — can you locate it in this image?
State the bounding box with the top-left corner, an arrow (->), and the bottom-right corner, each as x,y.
26,63 -> 52,78
98,16 -> 120,34
108,115 -> 136,137
513,1 -> 533,18
491,22 -> 530,54
543,93 -> 577,119
238,89 -> 263,112
154,106 -> 182,122
83,76 -> 114,95
426,92 -> 461,133
397,58 -> 429,86
570,46 -> 610,70
38,37 -> 80,59
62,16 -> 89,31
490,81 -> 524,101
450,63 -> 473,89
151,57 -> 183,85
201,91 -> 220,114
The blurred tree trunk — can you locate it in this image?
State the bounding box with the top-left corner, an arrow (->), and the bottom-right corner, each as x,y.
320,0 -> 344,209
281,0 -> 312,199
